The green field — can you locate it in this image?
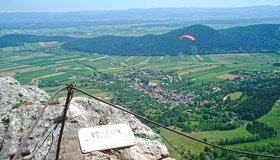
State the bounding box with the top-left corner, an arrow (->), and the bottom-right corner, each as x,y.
229,100 -> 280,148
160,124 -> 252,158
160,100 -> 280,159
0,43 -> 280,159
228,92 -> 243,100
223,92 -> 243,101
0,45 -> 279,97
0,25 -> 176,38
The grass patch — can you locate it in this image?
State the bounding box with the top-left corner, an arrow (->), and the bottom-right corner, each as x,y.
224,91 -> 243,101
229,92 -> 243,100
229,100 -> 280,148
216,73 -> 240,80
160,124 -> 253,157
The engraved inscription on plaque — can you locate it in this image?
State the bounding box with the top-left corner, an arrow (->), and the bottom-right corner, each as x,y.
78,123 -> 136,153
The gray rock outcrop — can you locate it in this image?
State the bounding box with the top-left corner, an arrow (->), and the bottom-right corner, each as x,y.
0,76 -> 172,160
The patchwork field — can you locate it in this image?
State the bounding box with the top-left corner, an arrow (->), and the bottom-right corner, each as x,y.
0,45 -> 279,97
0,44 -> 280,159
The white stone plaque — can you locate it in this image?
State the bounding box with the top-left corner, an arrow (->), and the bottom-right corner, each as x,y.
77,123 -> 136,153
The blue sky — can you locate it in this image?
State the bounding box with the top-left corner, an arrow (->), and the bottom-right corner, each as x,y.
1,0 -> 280,12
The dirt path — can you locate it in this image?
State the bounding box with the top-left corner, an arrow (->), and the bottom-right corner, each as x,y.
0,65 -> 29,72
56,57 -> 87,63
89,56 -> 108,61
36,72 -> 65,79
0,72 -> 16,76
196,55 -> 204,61
124,56 -> 134,62
216,74 -> 240,80
178,66 -> 217,75
140,57 -> 151,65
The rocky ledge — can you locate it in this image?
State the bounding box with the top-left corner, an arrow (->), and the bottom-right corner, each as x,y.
0,76 -> 173,160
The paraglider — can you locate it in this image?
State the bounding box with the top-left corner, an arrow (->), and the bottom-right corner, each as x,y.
179,34 -> 197,54
179,35 -> 196,42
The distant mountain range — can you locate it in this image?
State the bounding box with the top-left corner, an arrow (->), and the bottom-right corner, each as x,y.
0,6 -> 279,29
62,24 -> 280,55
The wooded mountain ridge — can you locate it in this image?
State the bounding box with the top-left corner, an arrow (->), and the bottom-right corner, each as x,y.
62,24 -> 280,55
0,24 -> 279,55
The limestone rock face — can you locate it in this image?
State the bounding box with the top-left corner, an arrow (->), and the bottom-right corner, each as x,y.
0,76 -> 172,160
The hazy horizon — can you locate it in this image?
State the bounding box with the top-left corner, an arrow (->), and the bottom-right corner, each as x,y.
0,5 -> 280,13
1,0 -> 280,12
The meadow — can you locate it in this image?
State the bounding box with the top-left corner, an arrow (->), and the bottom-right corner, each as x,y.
160,101 -> 280,159
0,44 -> 278,94
0,44 -> 279,97
0,43 -> 280,84
0,43 -> 280,158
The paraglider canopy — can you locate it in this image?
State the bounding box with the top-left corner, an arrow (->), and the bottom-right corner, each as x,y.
179,35 -> 196,42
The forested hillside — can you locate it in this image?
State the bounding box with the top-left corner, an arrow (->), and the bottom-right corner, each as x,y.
63,24 -> 280,55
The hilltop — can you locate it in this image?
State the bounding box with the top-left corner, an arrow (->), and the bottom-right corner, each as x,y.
0,76 -> 172,160
62,24 -> 280,55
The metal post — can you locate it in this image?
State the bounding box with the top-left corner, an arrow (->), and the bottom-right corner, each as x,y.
12,86 -> 67,160
55,84 -> 75,160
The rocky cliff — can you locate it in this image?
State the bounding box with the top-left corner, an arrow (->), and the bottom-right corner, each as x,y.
0,76 -> 172,160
